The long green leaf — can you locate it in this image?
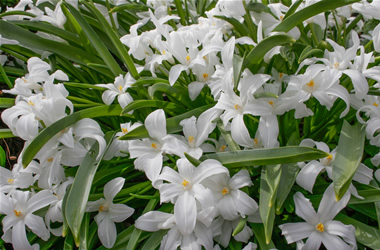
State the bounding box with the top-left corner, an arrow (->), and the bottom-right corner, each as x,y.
109,3 -> 149,13
336,214 -> 380,249
21,105 -> 122,167
242,33 -> 295,72
250,223 -> 276,250
260,164 -> 282,244
0,20 -> 102,65
133,77 -> 170,87
214,15 -> 249,37
83,2 -> 139,79
275,163 -> 299,213
121,100 -> 186,116
0,129 -> 15,139
141,230 -> 167,250
65,132 -> 114,245
119,104 -> 214,140
200,146 -> 329,168
349,188 -> 380,205
273,0 -> 360,33
148,83 -> 193,108
332,121 -> 366,200
63,3 -> 123,76
0,98 -> 15,108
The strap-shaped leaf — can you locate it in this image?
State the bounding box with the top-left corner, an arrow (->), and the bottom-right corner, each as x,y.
64,132 -> 114,245
332,121 -> 366,200
0,20 -> 102,65
63,3 -> 123,77
250,223 -> 276,250
260,164 -> 281,244
21,105 -> 122,167
275,163 -> 299,212
0,98 -> 15,108
119,104 -> 214,140
121,100 -> 186,116
273,0 -> 360,33
200,146 -> 328,168
82,1 -> 139,79
242,33 -> 295,72
0,129 -> 15,139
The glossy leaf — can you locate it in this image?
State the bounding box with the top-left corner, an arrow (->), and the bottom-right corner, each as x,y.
141,231 -> 167,250
349,188 -> 380,205
64,132 -> 114,245
273,0 -> 360,33
260,164 -> 282,244
275,163 -> 299,213
242,34 -> 296,72
0,98 -> 15,108
21,105 -> 122,168
200,146 -> 329,168
121,100 -> 186,116
119,104 -> 214,140
332,121 -> 366,200
250,223 -> 276,250
109,3 -> 149,13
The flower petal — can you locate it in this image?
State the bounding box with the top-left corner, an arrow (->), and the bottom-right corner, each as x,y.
321,233 -> 353,250
293,192 -> 318,225
98,215 -> 117,248
174,191 -> 197,235
145,109 -> 167,141
325,221 -> 356,247
192,159 -> 229,184
317,184 -> 350,222
104,177 -> 125,202
109,203 -> 134,223
27,190 -> 57,213
12,221 -> 34,250
135,211 -> 174,231
296,161 -> 325,193
303,231 -> 323,250
231,114 -> 255,148
24,213 -> 50,241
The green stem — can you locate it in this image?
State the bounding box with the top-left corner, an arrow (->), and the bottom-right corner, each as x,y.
0,64 -> 13,88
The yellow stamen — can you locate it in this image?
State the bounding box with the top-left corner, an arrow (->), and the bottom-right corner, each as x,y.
151,143 -> 158,149
47,157 -> 53,163
186,55 -> 191,62
188,136 -> 194,144
219,145 -> 227,151
254,138 -> 259,145
333,62 -> 340,69
22,77 -> 28,83
280,15 -> 284,21
279,73 -> 284,79
118,85 -> 123,91
202,73 -> 209,79
162,50 -> 166,55
14,210 -> 22,217
327,154 -> 333,160
27,100 -> 35,106
307,79 -> 315,87
182,179 -> 189,187
373,102 -> 379,107
268,101 -> 274,106
221,187 -> 229,195
316,223 -> 324,232
7,178 -> 14,184
99,205 -> 105,212
122,128 -> 129,134
234,104 -> 241,110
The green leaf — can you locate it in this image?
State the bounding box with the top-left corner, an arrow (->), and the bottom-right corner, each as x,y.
121,100 -> 186,116
214,15 -> 248,37
233,53 -> 245,91
283,0 -> 303,20
21,105 -> 122,168
0,146 -> 6,167
184,152 -> 202,167
232,217 -> 248,236
63,82 -> 107,91
0,98 -> 15,108
260,164 -> 282,244
349,188 -> 380,204
246,2 -> 273,14
109,3 -> 149,13
273,0 -> 360,33
298,45 -> 324,63
79,213 -> 90,250
0,20 -> 103,66
63,3 -> 123,77
63,232 -> 74,250
141,231 -> 167,250
0,63 -> 13,88
64,132 -> 114,245
133,77 -> 170,86
200,146 -> 329,168
119,104 -> 214,140
336,214 -> 380,249
332,121 -> 366,200
0,10 -> 36,18
250,223 -> 276,250
0,129 -> 15,139
242,33 -> 295,72
148,83 -> 193,108
275,163 -> 299,213
82,2 -> 139,79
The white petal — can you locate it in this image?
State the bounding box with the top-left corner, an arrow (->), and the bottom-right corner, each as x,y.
353,163 -> 373,184
303,231 -> 323,250
135,211 -> 174,231
98,216 -> 117,248
293,192 -> 318,225
174,191 -> 197,235
325,221 -> 356,247
218,194 -> 238,220
229,170 -> 252,189
192,159 -> 229,184
24,214 -> 50,240
158,166 -> 183,184
104,177 -> 125,202
102,90 -> 119,105
188,82 -> 205,101
234,190 -> 258,216
231,114 -> 254,148
279,222 -> 314,244
257,115 -> 279,148
27,190 -> 57,213
159,183 -> 184,203
145,109 -> 167,141
317,184 -> 350,222
321,233 -> 353,250
296,161 -> 325,193
117,92 -> 133,109
343,69 -> 368,99
12,221 -> 34,250
169,64 -> 187,85
109,203 -> 134,223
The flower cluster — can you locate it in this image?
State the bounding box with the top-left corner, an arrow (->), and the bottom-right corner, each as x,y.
0,0 -> 380,249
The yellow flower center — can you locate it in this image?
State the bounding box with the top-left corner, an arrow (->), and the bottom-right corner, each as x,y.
7,178 -> 14,184
203,73 -> 209,79
268,101 -> 274,106
186,55 -> 191,62
234,104 -> 241,110
254,138 -> 259,145
99,205 -> 107,212
373,102 -> 378,107
279,73 -> 284,79
118,85 -> 123,91
27,100 -> 35,106
22,77 -> 28,83
333,62 -> 340,69
316,223 -> 324,232
188,136 -> 194,144
307,79 -> 315,87
162,50 -> 166,55
221,187 -> 229,195
151,143 -> 158,149
47,157 -> 53,162
219,145 -> 227,151
182,179 -> 189,188
122,128 -> 128,134
14,210 -> 22,217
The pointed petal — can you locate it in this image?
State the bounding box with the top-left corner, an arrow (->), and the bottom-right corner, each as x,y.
145,109 -> 167,141
234,190 -> 258,216
192,159 -> 229,184
325,221 -> 356,247
104,177 -> 125,202
169,64 -> 187,85
188,82 -> 205,101
303,231 -> 323,250
293,192 -> 318,225
321,233 -> 353,250
317,184 -> 350,222
343,69 -> 368,99
24,214 -> 50,240
279,222 -> 314,244
12,221 -> 34,250
229,170 -> 252,189
98,216 -> 117,248
27,190 -> 57,213
109,203 -> 134,223
296,161 -> 325,193
117,92 -> 134,109
231,114 -> 255,148
174,192 -> 197,235
135,211 -> 174,231
102,90 -> 119,105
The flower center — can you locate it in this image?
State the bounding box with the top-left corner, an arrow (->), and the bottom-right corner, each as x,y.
162,50 -> 166,55
122,128 -> 128,134
316,223 -> 324,232
186,55 -> 191,62
182,179 -> 190,188
373,102 -> 378,107
219,145 -> 227,151
47,157 -> 54,162
14,210 -> 22,217
254,138 -> 259,145
22,77 -> 28,83
279,73 -> 284,79
234,104 -> 241,111
202,73 -> 208,79
7,178 -> 14,184
27,100 -> 35,106
118,85 -> 123,91
151,143 -> 158,149
188,136 -> 194,144
268,101 -> 274,106
333,62 -> 340,69
221,187 -> 229,195
98,205 -> 108,212
307,79 -> 315,87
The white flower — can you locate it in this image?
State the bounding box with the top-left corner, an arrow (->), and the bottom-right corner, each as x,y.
86,177 -> 134,248
279,184 -> 356,250
0,190 -> 57,250
97,74 -> 135,109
